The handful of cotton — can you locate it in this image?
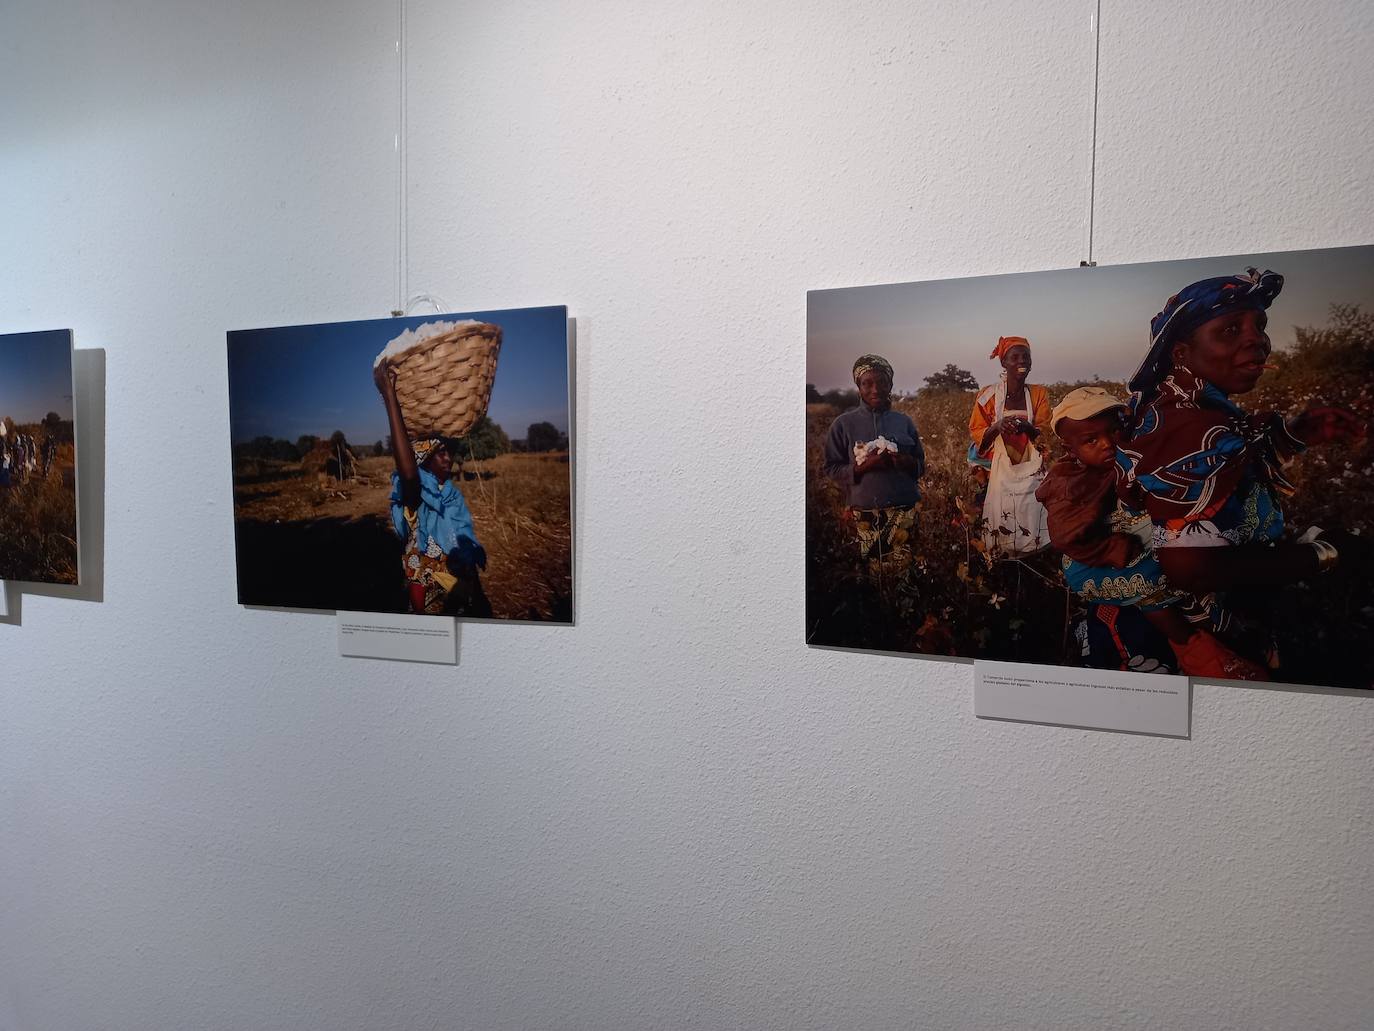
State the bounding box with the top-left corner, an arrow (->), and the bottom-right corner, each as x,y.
853,436 -> 899,461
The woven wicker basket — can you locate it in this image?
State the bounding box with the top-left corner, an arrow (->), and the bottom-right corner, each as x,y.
382,322 -> 503,438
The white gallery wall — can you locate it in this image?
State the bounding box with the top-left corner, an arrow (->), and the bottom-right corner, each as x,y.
3,1 -> 1372,1028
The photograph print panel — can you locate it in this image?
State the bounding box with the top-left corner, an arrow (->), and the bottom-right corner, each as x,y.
228,305 -> 572,622
807,245 -> 1374,689
0,328 -> 79,586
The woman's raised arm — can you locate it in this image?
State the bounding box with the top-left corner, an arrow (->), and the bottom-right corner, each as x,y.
374,363 -> 421,509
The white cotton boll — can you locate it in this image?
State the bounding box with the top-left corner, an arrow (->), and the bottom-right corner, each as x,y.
373,319 -> 482,367
855,437 -> 899,460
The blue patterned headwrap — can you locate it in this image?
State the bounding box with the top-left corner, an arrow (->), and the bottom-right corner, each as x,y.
1128,267 -> 1283,395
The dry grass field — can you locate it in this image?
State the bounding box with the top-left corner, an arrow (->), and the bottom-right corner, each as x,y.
233,451 -> 572,621
0,429 -> 77,585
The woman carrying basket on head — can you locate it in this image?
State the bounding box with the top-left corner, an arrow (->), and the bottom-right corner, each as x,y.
374,361 -> 492,617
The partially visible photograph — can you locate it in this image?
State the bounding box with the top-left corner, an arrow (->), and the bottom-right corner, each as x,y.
807,246 -> 1374,689
0,328 -> 79,585
227,305 -> 572,621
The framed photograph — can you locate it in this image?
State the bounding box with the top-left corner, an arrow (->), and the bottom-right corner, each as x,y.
807,245 -> 1374,690
228,305 -> 572,622
0,328 -> 79,586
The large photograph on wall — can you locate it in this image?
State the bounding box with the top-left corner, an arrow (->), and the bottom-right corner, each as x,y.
0,329 -> 79,586
228,305 -> 572,622
807,246 -> 1374,689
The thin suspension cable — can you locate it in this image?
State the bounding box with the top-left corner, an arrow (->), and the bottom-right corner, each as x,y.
393,0 -> 409,314
1085,0 -> 1102,267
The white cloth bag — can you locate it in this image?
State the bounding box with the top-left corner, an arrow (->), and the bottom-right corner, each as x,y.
981,378 -> 1048,556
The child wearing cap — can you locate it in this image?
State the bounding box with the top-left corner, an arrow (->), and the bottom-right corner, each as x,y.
1035,386 -> 1266,680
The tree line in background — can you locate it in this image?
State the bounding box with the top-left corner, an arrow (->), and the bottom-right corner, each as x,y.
807,362 -> 981,409
232,418 -> 569,465
808,304 -> 1374,407
1,412 -> 74,443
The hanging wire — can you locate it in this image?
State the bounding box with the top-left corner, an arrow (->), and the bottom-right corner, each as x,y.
1082,0 -> 1102,268
392,0 -> 409,315
389,1 -> 445,320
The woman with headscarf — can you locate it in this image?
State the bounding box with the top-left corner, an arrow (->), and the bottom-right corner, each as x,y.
822,354 -> 926,573
375,363 -> 492,617
1118,267 -> 1364,669
969,336 -> 1053,555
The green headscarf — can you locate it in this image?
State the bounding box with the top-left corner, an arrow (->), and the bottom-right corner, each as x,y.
852,354 -> 894,385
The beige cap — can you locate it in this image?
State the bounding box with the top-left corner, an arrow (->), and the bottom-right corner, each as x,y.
1050,386 -> 1127,435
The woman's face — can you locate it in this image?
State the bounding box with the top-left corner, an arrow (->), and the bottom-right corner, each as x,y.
1173,309 -> 1270,395
424,445 -> 452,480
1001,345 -> 1031,378
857,370 -> 892,408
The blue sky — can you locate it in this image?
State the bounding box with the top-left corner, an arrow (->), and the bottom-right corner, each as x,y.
227,305 -> 569,444
808,245 -> 1374,392
0,329 -> 74,423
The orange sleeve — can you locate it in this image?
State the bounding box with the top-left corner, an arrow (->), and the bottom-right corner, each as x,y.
1030,384 -> 1053,454
969,390 -> 995,454
1031,385 -> 1053,436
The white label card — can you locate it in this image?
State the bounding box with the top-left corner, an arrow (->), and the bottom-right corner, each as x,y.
974,659 -> 1189,737
337,610 -> 457,664
0,582 -> 8,618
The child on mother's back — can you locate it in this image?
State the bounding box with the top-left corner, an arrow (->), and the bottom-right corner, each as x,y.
1036,387 -> 1265,680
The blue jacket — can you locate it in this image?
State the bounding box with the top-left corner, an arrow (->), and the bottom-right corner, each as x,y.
822,403 -> 924,509
390,468 -> 482,557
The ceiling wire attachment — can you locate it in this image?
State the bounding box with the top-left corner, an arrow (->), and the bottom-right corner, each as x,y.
1082,0 -> 1102,268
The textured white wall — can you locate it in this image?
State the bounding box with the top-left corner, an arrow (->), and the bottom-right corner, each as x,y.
2,1 -> 1372,1028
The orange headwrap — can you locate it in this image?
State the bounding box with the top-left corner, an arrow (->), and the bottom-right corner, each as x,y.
989,336 -> 1030,361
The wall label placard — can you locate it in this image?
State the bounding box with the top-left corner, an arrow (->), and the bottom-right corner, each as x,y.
338,611 -> 457,664
974,659 -> 1189,737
